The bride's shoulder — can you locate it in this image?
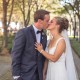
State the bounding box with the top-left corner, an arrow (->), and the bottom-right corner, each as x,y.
57,37 -> 66,44
59,36 -> 65,40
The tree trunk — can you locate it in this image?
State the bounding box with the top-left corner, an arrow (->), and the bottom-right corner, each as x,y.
2,0 -> 14,48
2,0 -> 8,48
1,0 -> 9,55
1,0 -> 14,55
73,15 -> 76,39
79,18 -> 80,42
25,9 -> 30,27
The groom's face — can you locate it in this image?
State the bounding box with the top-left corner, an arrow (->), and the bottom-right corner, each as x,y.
41,14 -> 50,29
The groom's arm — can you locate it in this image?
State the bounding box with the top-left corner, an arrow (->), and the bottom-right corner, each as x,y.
11,29 -> 26,78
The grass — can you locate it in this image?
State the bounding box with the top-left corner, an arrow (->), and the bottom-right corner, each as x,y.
70,38 -> 80,57
8,36 -> 14,50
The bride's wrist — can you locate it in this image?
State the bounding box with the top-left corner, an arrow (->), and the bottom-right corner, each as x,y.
40,49 -> 44,53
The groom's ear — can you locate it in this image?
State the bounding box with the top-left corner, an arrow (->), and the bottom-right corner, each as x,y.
38,19 -> 43,24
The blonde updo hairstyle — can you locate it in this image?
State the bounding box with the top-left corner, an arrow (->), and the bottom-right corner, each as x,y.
54,17 -> 69,33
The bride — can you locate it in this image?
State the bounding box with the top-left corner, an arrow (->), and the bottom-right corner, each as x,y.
35,17 -> 79,80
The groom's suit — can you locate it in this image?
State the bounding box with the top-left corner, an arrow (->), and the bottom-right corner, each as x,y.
11,25 -> 47,80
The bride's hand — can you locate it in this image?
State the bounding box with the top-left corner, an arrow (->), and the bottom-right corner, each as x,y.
35,42 -> 43,53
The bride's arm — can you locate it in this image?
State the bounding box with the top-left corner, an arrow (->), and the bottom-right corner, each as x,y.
35,39 -> 66,62
43,59 -> 48,80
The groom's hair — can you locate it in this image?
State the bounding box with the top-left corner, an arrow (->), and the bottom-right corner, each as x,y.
34,9 -> 50,22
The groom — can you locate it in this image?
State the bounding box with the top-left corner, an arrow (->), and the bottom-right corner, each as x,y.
11,9 -> 50,80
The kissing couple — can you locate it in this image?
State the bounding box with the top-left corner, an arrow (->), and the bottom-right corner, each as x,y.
11,9 -> 79,80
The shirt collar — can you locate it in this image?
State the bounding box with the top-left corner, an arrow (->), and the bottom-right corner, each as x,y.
33,25 -> 39,34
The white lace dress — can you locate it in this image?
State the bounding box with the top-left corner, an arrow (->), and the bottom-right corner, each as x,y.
46,38 -> 68,80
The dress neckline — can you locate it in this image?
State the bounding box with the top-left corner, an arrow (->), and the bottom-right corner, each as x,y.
48,37 -> 64,50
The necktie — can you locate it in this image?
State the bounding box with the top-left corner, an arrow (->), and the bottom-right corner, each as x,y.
37,30 -> 43,34
36,30 -> 43,43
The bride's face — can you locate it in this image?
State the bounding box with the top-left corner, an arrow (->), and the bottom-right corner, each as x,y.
47,18 -> 57,30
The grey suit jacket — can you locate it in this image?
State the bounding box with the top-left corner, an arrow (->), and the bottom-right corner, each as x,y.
11,25 -> 47,80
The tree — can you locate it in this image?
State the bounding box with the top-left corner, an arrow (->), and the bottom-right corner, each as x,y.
2,0 -> 14,54
15,0 -> 34,27
62,0 -> 80,41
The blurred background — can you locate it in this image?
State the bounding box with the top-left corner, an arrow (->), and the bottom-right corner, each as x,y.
0,0 -> 80,80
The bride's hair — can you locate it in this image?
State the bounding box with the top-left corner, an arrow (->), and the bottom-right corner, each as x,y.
63,17 -> 69,30
54,17 -> 69,33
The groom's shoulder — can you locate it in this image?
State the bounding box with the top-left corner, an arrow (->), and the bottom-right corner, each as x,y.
19,25 -> 32,33
15,25 -> 31,37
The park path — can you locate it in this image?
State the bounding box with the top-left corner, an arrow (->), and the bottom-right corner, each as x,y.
0,55 -> 12,80
72,50 -> 80,80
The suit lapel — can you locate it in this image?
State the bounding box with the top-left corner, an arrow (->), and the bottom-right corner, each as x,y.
30,25 -> 37,43
29,25 -> 39,57
41,31 -> 47,47
29,25 -> 47,57
38,31 -> 47,57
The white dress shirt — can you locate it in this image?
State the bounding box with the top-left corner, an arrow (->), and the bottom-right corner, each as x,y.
33,25 -> 41,43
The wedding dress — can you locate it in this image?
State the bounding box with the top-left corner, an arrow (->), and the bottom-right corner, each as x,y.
46,30 -> 79,80
46,37 -> 68,80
